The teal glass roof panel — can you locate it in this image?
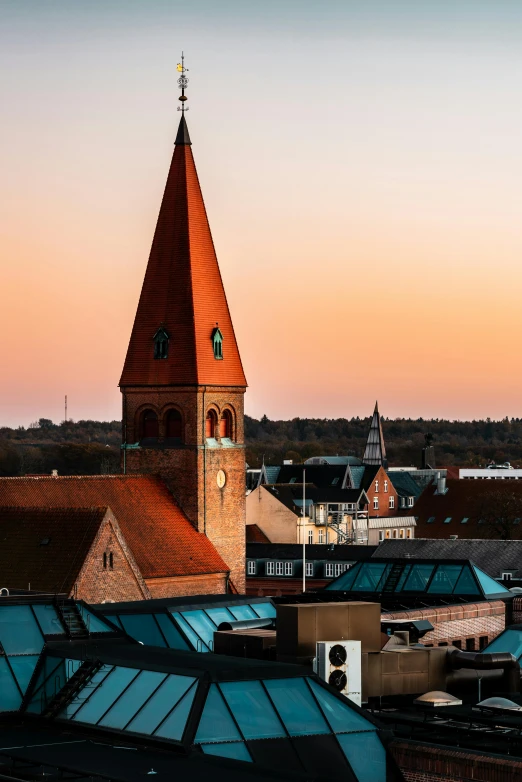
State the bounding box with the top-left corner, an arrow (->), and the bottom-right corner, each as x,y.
9,655 -> 40,694
154,614 -> 190,650
0,605 -> 43,655
60,665 -> 112,719
0,657 -> 22,711
264,678 -> 329,736
170,612 -> 207,651
402,564 -> 435,592
202,742 -> 252,762
181,610 -> 217,649
394,564 -> 411,592
427,564 -> 463,594
325,562 -> 361,591
77,605 -> 114,633
99,671 -> 167,730
351,563 -> 389,592
72,666 -> 138,724
307,679 -> 375,733
32,604 -> 65,636
337,732 -> 386,782
204,607 -> 235,627
153,682 -> 197,741
472,564 -> 511,597
127,674 -> 196,735
453,565 -> 480,595
220,680 -> 286,739
26,656 -> 66,714
228,604 -> 257,621
483,629 -> 522,661
118,614 -> 167,647
195,684 -> 241,743
250,602 -> 276,619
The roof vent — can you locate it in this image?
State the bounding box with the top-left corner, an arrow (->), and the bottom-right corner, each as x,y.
51,469 -> 58,477
414,691 -> 462,708
449,535 -> 458,540
477,697 -> 522,712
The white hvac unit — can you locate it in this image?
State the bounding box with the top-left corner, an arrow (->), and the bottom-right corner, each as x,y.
314,640 -> 361,706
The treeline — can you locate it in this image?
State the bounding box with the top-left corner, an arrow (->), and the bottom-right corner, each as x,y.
0,415 -> 521,476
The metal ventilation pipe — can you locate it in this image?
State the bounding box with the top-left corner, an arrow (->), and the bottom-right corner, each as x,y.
437,472 -> 447,494
217,617 -> 275,632
449,649 -> 520,693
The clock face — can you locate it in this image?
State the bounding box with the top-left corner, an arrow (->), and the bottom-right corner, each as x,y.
217,470 -> 226,489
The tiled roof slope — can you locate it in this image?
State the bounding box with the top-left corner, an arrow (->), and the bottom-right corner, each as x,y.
120,115 -> 246,387
388,470 -> 422,499
0,476 -> 228,579
411,478 -> 522,539
0,506 -> 106,593
246,524 -> 271,544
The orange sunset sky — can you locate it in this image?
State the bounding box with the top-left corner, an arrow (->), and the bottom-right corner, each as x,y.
1,1 -> 522,426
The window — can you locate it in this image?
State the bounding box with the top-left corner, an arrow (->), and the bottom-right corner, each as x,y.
331,477 -> 339,486
385,529 -> 391,539
334,564 -> 349,577
275,562 -> 284,576
166,409 -> 182,440
284,562 -> 293,576
308,530 -> 313,544
400,497 -> 406,508
109,552 -> 113,569
389,496 -> 395,509
305,562 -> 314,577
103,553 -> 107,569
375,481 -> 379,493
502,572 -> 513,581
408,497 -> 414,507
219,410 -> 233,439
443,517 -> 452,524
373,497 -> 379,510
399,529 -> 404,539
289,477 -> 297,484
318,529 -> 324,544
427,516 -> 436,523
392,530 -> 397,539
384,480 -> 388,493
406,528 -> 412,538
247,561 -> 256,575
266,562 -> 275,576
378,531 -> 384,542
205,409 -> 217,439
461,517 -> 469,524
153,328 -> 169,360
325,564 -> 334,578
141,409 -> 159,439
212,327 -> 223,360
479,636 -> 488,649
452,640 -> 462,649
466,638 -> 476,652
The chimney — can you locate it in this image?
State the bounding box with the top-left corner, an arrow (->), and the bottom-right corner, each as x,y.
51,469 -> 58,477
436,472 -> 446,495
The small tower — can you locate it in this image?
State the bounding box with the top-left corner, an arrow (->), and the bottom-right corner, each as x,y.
363,401 -> 388,468
120,60 -> 247,591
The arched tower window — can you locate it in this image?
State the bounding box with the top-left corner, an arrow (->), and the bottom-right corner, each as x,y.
211,327 -> 223,360
141,409 -> 159,440
219,409 -> 233,440
205,409 -> 218,439
153,327 -> 169,360
166,409 -> 183,441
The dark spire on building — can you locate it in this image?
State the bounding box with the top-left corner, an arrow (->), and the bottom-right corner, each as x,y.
363,401 -> 388,467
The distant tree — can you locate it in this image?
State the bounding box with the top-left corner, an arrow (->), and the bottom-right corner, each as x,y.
472,489 -> 522,541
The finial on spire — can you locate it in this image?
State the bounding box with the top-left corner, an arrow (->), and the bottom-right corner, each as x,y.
176,52 -> 189,112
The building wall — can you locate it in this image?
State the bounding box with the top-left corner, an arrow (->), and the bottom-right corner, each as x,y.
123,385 -> 245,592
74,514 -> 150,603
391,739 -> 522,782
384,601 -> 506,649
367,522 -> 415,545
246,486 -> 301,544
364,466 -> 399,517
145,572 -> 227,598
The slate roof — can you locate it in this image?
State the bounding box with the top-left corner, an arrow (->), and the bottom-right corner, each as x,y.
120,114 -> 246,388
269,464 -> 348,489
304,456 -> 362,466
246,524 -> 271,544
246,543 -> 378,561
262,484 -> 367,513
373,538 -> 522,579
387,470 -> 422,499
0,506 -> 108,593
0,476 -> 228,579
411,478 -> 522,540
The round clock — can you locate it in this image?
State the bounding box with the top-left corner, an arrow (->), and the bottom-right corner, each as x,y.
216,470 -> 226,488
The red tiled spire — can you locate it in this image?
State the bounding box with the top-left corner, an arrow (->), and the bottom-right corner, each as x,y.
120,115 -> 246,387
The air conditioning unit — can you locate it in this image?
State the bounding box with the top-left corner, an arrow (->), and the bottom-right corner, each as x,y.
314,640 -> 361,706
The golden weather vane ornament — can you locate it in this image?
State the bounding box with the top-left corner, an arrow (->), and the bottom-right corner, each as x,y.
176,52 -> 189,112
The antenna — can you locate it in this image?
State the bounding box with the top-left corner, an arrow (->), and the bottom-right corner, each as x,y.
65,395 -> 67,423
177,52 -> 189,112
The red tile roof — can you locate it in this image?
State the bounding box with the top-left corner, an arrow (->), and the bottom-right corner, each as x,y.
0,476 -> 228,579
411,478 -> 522,539
246,524 -> 271,544
120,116 -> 246,388
0,506 -> 107,594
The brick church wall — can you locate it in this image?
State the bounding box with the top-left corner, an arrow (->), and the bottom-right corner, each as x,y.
146,572 -> 227,598
74,513 -> 150,604
391,739 -> 522,782
384,600 -> 506,649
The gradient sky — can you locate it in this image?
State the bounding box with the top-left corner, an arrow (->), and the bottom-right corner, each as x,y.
2,0 -> 522,426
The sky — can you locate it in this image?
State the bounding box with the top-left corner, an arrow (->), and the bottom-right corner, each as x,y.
1,0 -> 522,426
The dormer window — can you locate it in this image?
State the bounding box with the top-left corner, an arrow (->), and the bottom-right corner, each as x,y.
153,328 -> 169,360
212,327 -> 223,360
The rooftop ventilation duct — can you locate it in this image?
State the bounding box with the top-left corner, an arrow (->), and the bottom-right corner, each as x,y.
477,697 -> 522,712
414,690 -> 462,708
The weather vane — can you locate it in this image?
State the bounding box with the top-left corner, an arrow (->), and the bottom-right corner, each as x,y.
176,52 -> 189,112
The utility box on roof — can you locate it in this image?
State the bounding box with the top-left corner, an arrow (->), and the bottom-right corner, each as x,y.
276,602 -> 381,662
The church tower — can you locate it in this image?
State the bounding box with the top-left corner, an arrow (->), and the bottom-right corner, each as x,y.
120,65 -> 247,591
